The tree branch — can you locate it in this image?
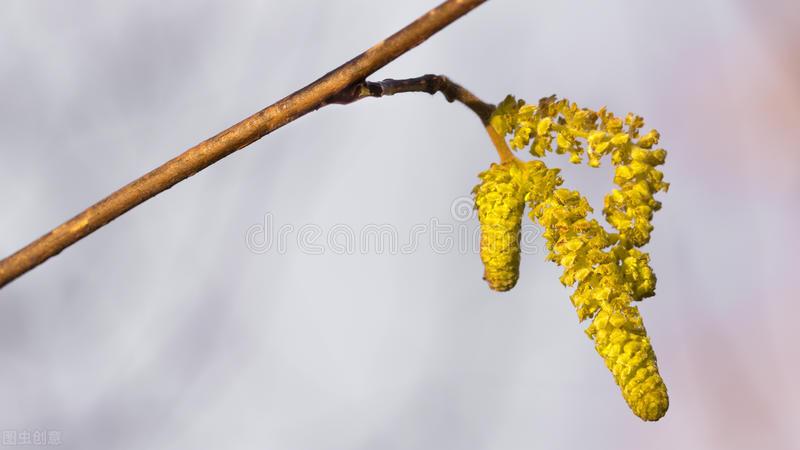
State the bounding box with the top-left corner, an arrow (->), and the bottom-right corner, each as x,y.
0,0 -> 488,290
324,75 -> 515,162
325,74 -> 495,123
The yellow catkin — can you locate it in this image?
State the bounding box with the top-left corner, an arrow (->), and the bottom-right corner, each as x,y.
490,94 -> 670,420
473,161 -> 527,291
532,186 -> 670,420
586,305 -> 669,421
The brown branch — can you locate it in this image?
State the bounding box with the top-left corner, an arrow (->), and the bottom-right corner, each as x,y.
325,75 -> 515,162
325,74 -> 495,123
0,0 -> 488,290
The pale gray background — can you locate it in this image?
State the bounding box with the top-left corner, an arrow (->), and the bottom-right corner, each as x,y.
1,1 -> 799,449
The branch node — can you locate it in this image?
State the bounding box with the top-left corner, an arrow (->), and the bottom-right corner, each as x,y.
0,0 -> 490,289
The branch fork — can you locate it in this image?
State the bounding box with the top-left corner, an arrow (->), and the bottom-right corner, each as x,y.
0,1 -> 505,289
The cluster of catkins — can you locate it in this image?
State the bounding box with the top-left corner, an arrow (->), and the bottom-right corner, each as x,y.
473,95 -> 670,421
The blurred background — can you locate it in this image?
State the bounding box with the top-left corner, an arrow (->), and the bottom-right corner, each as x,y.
1,1 -> 798,449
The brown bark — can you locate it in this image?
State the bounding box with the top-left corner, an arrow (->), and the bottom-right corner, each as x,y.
0,0 -> 488,289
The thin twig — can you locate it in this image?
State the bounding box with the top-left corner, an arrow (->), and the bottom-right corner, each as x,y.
325,74 -> 495,123
0,0 -> 487,289
325,75 -> 515,162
